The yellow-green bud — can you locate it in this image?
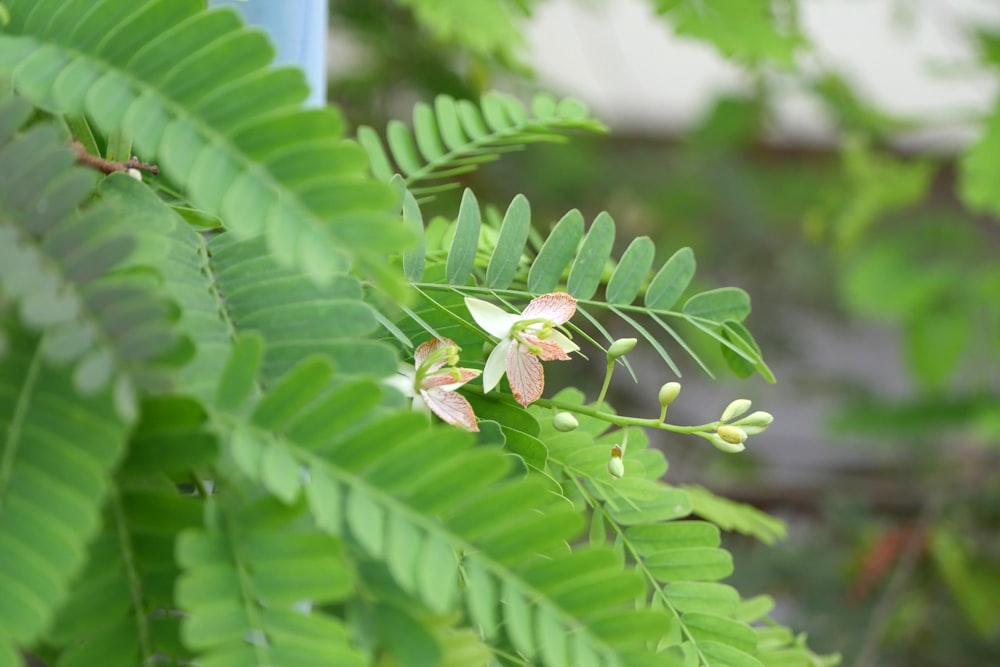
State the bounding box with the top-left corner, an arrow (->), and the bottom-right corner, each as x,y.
607,444 -> 625,479
658,382 -> 681,407
716,425 -> 748,445
606,337 -> 638,361
707,433 -> 746,454
552,412 -> 579,432
482,340 -> 496,357
735,411 -> 773,436
720,398 -> 752,422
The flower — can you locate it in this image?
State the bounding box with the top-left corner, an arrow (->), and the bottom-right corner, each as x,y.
464,293 -> 578,406
387,337 -> 481,431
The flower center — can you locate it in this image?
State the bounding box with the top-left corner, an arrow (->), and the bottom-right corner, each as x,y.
413,343 -> 461,389
511,317 -> 556,354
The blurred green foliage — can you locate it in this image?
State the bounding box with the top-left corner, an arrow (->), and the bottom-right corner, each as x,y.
329,0 -> 1000,663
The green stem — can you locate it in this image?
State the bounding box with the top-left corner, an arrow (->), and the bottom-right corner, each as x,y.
531,395 -> 719,435
595,360 -> 614,405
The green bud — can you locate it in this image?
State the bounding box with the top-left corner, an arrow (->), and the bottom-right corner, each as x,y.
606,337 -> 638,361
734,411 -> 773,436
482,340 -> 495,357
658,382 -> 682,407
552,412 -> 579,432
707,433 -> 746,454
720,398 -> 752,422
716,425 -> 748,445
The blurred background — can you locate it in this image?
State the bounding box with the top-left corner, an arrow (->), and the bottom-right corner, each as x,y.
321,1 -> 1000,664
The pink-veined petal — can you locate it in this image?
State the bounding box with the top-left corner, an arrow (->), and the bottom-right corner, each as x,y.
521,292 -> 576,325
506,343 -> 545,406
482,339 -> 510,392
521,333 -> 572,361
414,337 -> 457,373
465,297 -> 517,338
422,367 -> 481,390
421,387 -> 479,431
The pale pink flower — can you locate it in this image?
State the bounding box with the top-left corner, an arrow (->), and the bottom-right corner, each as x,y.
388,338 -> 481,431
464,293 -> 578,406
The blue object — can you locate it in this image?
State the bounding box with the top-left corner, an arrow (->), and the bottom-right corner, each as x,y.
207,0 -> 328,107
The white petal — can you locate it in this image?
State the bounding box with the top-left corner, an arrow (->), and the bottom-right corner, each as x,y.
465,297 -> 517,338
384,364 -> 416,397
482,339 -> 510,392
549,331 -> 579,354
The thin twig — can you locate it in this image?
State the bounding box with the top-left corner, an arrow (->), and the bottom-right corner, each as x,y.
71,140 -> 160,176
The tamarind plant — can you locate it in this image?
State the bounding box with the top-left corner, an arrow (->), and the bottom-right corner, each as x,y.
0,2 -> 837,666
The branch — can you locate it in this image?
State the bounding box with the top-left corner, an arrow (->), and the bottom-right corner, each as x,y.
71,140 -> 159,176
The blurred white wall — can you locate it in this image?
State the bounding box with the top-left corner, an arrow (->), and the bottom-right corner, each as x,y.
525,0 -> 1000,151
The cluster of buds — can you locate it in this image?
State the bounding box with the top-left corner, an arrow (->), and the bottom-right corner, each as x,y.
706,398 -> 773,453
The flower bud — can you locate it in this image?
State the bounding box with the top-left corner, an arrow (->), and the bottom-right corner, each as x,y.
607,444 -> 624,479
720,398 -> 752,422
552,412 -> 579,432
482,340 -> 495,357
658,382 -> 681,407
716,425 -> 748,445
734,410 -> 773,436
707,433 -> 746,454
606,337 -> 637,361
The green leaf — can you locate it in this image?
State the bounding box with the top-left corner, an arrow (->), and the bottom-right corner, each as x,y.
644,548 -> 734,582
417,536 -> 460,613
446,188 -> 481,285
606,236 -> 655,304
0,325 -> 128,652
401,188 -> 426,282
487,194 -> 531,289
528,209 -> 584,294
568,212 -> 615,300
260,440 -> 302,504
1,0 -> 399,285
464,558 -> 499,638
625,522 -> 721,558
683,287 -> 751,323
378,603 -> 443,667
665,582 -> 740,615
683,485 -> 787,545
656,0 -> 806,66
214,333 -> 264,414
645,247 -> 695,310
251,356 -> 335,431
359,90 -> 605,200
699,640 -> 765,667
346,489 -> 385,557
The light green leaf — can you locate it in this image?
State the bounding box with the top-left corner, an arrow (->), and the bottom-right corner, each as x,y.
260,441 -> 302,504
487,194 -> 531,289
644,548 -> 734,582
446,188 -> 481,285
645,247 -> 695,310
683,287 -> 751,322
346,490 -> 385,557
606,236 -> 655,304
418,537 -> 459,614
214,333 -> 263,414
401,188 -> 426,282
528,209 -> 584,294
568,212 -> 615,300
